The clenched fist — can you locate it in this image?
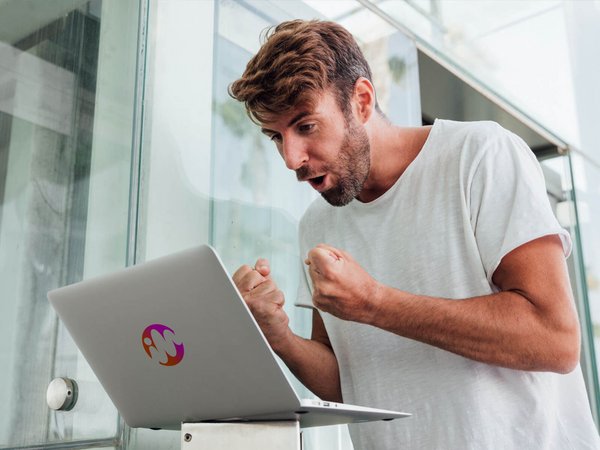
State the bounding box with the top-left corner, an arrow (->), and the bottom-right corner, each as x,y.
232,258 -> 292,351
305,244 -> 381,323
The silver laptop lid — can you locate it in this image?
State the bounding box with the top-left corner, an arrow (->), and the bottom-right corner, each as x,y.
48,245 -> 303,429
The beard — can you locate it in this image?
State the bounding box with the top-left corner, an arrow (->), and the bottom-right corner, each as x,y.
320,118 -> 371,207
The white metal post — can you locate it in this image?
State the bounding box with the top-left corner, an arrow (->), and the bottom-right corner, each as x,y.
181,421 -> 302,450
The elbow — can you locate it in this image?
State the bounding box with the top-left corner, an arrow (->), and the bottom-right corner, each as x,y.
548,324 -> 581,375
552,350 -> 579,375
533,298 -> 581,374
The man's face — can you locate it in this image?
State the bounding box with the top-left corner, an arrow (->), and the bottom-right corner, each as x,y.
260,90 -> 370,207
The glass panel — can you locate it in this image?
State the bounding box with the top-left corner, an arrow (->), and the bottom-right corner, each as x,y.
367,0 -> 579,146
210,0 -> 320,410
127,0 -> 215,447
213,0 -> 419,447
567,152 -> 600,423
134,1 -> 420,448
565,2 -> 600,166
540,153 -> 600,425
0,0 -> 140,447
361,0 -> 600,201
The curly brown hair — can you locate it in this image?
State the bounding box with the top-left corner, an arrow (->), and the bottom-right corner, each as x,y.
228,19 -> 378,125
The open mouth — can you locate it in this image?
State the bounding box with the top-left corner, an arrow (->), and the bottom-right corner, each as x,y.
308,175 -> 326,191
307,175 -> 327,192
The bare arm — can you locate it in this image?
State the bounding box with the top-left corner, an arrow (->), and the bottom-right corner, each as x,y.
232,260 -> 342,401
272,311 -> 342,402
306,235 -> 580,373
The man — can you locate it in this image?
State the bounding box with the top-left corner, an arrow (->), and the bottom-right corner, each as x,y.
228,19 -> 599,449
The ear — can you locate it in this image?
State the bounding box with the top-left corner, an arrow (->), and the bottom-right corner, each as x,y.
352,77 -> 376,124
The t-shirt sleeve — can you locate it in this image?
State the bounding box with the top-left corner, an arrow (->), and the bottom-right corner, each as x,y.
468,127 -> 572,285
294,258 -> 314,308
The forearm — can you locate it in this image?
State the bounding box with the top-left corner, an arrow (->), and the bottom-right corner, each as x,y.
368,286 -> 580,373
272,332 -> 343,402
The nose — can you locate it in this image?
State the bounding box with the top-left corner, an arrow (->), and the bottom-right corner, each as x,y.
281,135 -> 308,171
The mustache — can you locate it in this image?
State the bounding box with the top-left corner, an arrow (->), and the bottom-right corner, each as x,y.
295,165 -> 315,181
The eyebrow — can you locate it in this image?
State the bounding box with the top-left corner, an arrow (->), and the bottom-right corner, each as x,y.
261,111 -> 312,135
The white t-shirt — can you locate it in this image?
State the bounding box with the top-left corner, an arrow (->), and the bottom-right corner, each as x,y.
297,119 -> 600,449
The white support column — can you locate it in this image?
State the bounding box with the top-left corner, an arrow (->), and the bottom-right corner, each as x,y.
181,421 -> 302,450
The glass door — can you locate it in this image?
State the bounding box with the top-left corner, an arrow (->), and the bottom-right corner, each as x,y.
0,1 -> 142,448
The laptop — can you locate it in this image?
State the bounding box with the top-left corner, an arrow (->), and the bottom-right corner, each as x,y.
47,245 -> 410,429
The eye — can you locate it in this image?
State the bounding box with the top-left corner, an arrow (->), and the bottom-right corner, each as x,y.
269,133 -> 282,143
298,123 -> 315,134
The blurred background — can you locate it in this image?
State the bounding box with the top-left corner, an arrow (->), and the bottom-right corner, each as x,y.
0,1 -> 598,448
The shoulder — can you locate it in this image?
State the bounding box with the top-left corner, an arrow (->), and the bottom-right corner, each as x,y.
436,119 -> 516,149
434,119 -> 533,167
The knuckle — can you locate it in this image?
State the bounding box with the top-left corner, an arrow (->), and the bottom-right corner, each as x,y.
264,279 -> 277,291
275,289 -> 285,305
235,266 -> 252,283
236,264 -> 252,276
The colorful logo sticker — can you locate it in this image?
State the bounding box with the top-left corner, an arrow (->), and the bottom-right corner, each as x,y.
141,323 -> 185,366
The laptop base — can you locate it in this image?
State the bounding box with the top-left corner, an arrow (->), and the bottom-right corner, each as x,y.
181,421 -> 301,450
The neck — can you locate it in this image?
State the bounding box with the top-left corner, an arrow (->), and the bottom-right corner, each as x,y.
357,115 -> 431,203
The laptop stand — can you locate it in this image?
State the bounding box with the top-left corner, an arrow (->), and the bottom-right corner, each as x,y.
181,421 -> 302,450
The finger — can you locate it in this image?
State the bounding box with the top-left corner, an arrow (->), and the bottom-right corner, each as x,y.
247,283 -> 285,307
233,264 -> 254,286
315,243 -> 343,260
305,250 -> 323,277
236,268 -> 268,292
249,278 -> 276,294
306,263 -> 328,294
309,247 -> 339,268
254,258 -> 271,277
